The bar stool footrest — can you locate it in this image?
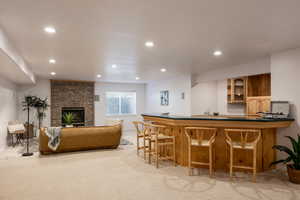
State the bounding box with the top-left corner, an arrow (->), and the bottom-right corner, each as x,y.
191,161 -> 210,166
232,165 -> 254,170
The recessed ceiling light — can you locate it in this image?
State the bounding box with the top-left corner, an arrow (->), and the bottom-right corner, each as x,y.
112,64 -> 117,68
97,74 -> 102,78
213,50 -> 223,56
136,77 -> 140,80
44,26 -> 56,34
160,68 -> 167,72
50,72 -> 56,76
49,59 -> 56,64
145,41 -> 154,47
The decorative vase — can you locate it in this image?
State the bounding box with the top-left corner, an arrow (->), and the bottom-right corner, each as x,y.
287,164 -> 300,184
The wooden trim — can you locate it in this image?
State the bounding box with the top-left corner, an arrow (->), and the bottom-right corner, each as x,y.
143,116 -> 292,129
50,79 -> 95,83
246,96 -> 271,100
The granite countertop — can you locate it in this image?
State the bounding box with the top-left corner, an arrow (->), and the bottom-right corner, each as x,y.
142,113 -> 295,122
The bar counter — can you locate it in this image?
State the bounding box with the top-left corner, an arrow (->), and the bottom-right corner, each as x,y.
142,113 -> 294,172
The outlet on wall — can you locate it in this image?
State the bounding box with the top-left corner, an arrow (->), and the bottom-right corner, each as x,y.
95,95 -> 100,102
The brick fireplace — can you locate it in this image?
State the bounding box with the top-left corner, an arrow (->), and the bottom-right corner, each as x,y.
50,80 -> 95,126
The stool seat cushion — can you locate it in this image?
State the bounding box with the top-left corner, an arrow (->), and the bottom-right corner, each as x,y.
191,139 -> 210,146
231,142 -> 254,149
150,134 -> 174,140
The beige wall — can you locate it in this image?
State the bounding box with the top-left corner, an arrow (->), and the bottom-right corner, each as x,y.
17,79 -> 51,128
271,48 -> 300,159
192,58 -> 270,115
146,74 -> 191,116
94,82 -> 146,131
191,81 -> 218,115
195,57 -> 271,83
0,77 -> 17,151
191,80 -> 245,115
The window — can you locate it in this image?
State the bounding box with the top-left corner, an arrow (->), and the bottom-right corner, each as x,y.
106,92 -> 136,115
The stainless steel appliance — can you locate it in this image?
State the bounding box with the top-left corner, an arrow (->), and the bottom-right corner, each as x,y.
263,101 -> 290,119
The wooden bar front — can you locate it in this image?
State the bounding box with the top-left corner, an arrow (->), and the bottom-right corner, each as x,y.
142,115 -> 293,172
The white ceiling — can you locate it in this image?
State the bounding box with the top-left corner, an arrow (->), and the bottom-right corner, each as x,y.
1,0 -> 300,83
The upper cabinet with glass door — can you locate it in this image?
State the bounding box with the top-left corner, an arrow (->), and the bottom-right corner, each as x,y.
227,77 -> 247,104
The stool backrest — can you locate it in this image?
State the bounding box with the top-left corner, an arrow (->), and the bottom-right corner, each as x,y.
132,121 -> 144,136
225,129 -> 261,148
185,127 -> 217,145
143,123 -> 169,137
143,120 -> 153,124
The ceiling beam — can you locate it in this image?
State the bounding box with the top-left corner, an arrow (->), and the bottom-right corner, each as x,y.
0,26 -> 35,83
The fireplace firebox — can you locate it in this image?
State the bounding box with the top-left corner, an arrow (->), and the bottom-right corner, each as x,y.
62,107 -> 85,127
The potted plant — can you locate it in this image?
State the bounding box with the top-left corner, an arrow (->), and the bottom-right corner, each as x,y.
271,135 -> 300,184
63,112 -> 74,127
21,95 -> 38,156
32,97 -> 50,129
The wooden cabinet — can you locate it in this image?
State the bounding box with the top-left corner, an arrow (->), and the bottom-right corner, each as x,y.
247,73 -> 271,97
227,73 -> 271,108
247,98 -> 260,115
227,77 -> 247,104
246,96 -> 271,115
246,74 -> 271,115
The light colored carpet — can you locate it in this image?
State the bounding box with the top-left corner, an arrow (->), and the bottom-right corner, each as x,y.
0,135 -> 133,160
0,138 -> 300,200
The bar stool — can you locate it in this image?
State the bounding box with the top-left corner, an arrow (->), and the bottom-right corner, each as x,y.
224,129 -> 261,182
132,121 -> 148,159
144,123 -> 176,168
185,127 -> 217,177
